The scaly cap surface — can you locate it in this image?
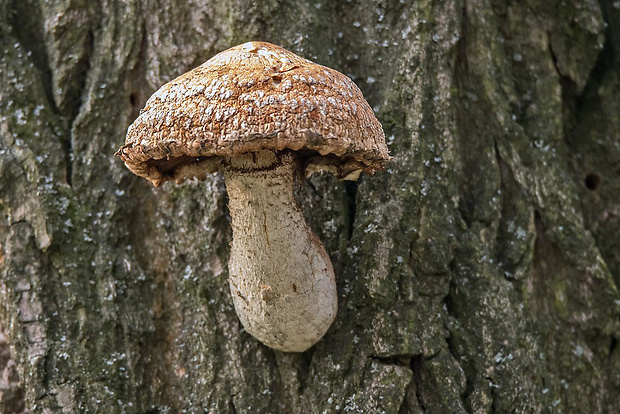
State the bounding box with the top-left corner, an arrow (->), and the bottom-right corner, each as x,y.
117,41 -> 390,186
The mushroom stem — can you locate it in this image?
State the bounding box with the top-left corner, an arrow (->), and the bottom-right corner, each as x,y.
223,150 -> 337,352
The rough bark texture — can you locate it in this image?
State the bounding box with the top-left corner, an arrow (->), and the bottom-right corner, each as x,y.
0,0 -> 619,413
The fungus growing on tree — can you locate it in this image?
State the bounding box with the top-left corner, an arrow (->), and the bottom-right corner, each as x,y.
116,41 -> 390,352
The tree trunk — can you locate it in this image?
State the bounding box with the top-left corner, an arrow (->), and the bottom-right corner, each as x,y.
1,0 -> 619,412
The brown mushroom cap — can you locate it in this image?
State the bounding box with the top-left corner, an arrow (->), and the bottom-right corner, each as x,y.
116,41 -> 390,186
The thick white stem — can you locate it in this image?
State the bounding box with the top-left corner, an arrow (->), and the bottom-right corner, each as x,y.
223,151 -> 337,352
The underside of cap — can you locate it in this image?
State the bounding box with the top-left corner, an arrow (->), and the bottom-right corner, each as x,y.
117,143 -> 372,187
116,41 -> 391,186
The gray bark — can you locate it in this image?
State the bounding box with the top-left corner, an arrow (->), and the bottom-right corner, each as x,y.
1,0 -> 619,413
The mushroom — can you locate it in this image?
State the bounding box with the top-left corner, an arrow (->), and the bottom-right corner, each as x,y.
116,41 -> 390,352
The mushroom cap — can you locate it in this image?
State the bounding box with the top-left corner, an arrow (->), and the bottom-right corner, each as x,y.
116,41 -> 390,186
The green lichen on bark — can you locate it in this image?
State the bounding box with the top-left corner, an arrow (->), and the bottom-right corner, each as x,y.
1,0 -> 619,413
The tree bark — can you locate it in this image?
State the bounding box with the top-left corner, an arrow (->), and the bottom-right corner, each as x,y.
1,0 -> 619,412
